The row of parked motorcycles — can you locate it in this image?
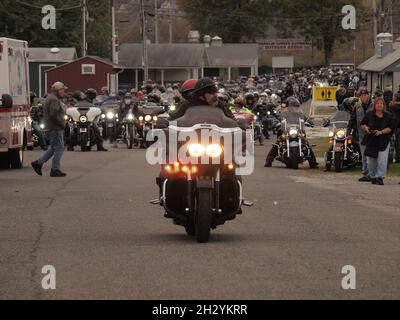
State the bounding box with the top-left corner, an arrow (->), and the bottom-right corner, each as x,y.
32,96 -> 170,152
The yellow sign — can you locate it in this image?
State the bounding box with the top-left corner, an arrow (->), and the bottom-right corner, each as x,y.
314,86 -> 338,102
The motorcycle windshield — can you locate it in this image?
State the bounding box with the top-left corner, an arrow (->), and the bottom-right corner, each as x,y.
281,112 -> 304,131
138,103 -> 165,116
176,106 -> 239,128
330,111 -> 350,129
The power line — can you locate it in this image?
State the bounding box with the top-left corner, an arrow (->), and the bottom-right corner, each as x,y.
15,0 -> 82,11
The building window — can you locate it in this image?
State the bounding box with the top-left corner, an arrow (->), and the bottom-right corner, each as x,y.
82,64 -> 96,75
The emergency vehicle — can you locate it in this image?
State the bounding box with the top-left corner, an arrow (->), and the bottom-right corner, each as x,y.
0,38 -> 33,169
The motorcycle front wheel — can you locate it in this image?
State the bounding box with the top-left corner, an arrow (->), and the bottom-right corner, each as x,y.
195,189 -> 213,243
334,153 -> 344,172
290,148 -> 299,170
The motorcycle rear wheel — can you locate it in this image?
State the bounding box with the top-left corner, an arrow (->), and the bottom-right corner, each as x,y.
195,189 -> 213,243
185,212 -> 196,237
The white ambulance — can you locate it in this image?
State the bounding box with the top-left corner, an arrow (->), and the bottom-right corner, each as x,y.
0,38 -> 33,169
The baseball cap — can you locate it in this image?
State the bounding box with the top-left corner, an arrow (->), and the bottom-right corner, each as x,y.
51,82 -> 68,91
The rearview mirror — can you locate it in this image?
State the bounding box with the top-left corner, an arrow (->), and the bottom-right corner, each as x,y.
1,94 -> 13,108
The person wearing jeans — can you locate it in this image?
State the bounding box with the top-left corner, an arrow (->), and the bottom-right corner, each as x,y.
367,144 -> 390,184
360,97 -> 396,185
31,82 -> 67,177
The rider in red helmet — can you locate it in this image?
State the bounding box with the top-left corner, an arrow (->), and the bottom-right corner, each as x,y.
169,79 -> 197,120
181,79 -> 197,100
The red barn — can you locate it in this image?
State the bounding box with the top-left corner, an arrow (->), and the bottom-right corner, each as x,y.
45,56 -> 124,94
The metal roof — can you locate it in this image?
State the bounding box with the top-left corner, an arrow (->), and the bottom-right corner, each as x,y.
205,44 -> 259,67
118,43 -> 259,69
29,48 -> 77,62
119,43 -> 204,69
357,43 -> 400,72
44,56 -> 124,73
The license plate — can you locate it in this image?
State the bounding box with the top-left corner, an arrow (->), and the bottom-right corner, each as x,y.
80,128 -> 87,133
107,123 -> 114,128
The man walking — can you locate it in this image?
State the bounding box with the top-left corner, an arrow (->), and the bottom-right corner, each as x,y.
31,82 -> 67,177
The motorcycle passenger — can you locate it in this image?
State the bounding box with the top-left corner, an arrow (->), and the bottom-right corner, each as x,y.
264,98 -> 318,168
72,88 -> 108,152
168,79 -> 197,121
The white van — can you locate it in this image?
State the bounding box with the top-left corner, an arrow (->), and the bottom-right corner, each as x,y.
0,38 -> 33,169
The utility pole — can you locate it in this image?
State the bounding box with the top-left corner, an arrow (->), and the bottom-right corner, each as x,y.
82,0 -> 87,56
169,0 -> 173,44
373,0 -> 378,47
111,0 -> 118,64
155,0 -> 159,45
141,0 -> 149,81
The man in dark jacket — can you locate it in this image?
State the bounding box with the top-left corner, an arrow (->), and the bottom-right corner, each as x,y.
31,82 -> 68,177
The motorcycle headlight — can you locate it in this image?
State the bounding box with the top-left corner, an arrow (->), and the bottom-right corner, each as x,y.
145,115 -> 152,122
329,131 -> 334,138
253,115 -> 258,121
139,116 -> 144,121
64,115 -> 69,120
101,114 -> 106,119
267,111 -> 271,115
153,116 -> 158,121
336,130 -> 346,139
289,129 -> 299,137
206,144 -> 223,158
106,112 -> 114,119
170,105 -> 176,112
188,144 -> 205,157
127,114 -> 134,121
80,116 -> 88,123
40,124 -> 45,129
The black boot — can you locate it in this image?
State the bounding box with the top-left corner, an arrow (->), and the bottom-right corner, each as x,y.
31,161 -> 43,176
50,169 -> 67,177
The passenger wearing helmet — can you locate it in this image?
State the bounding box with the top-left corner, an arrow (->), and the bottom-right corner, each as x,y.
70,88 -> 107,152
168,79 -> 197,120
265,98 -> 318,168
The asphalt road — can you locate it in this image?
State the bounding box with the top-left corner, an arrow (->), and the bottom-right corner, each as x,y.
1,139 -> 399,300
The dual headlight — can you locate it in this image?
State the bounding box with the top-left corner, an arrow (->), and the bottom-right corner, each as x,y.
188,144 -> 223,158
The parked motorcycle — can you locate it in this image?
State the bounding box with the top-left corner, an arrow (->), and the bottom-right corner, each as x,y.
276,112 -> 314,169
152,106 -> 251,243
31,121 -> 48,150
323,111 -> 360,172
66,105 -> 102,152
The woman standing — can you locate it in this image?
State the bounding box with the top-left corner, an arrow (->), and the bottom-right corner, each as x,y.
360,97 -> 396,185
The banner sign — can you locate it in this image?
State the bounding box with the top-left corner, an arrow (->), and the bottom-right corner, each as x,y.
258,39 -> 312,51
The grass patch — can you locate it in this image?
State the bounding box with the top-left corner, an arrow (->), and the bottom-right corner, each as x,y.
309,136 -> 330,158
